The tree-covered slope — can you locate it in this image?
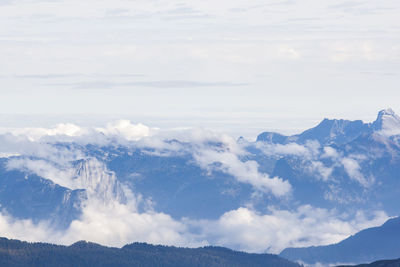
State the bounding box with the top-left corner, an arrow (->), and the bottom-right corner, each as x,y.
0,237 -> 301,267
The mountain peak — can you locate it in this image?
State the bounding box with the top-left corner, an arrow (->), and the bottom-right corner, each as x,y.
372,108 -> 400,135
295,117 -> 368,145
377,108 -> 396,118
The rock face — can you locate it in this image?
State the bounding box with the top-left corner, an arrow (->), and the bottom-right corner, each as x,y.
279,217 -> 400,265
73,158 -> 126,203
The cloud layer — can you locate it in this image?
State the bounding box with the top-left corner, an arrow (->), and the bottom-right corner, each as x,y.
0,121 -> 392,253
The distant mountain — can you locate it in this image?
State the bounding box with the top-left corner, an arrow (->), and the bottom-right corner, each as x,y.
1,109 -> 400,255
256,117 -> 372,146
337,258 -> 400,267
254,108 -> 400,215
257,108 -> 400,146
0,237 -> 301,267
280,217 -> 400,265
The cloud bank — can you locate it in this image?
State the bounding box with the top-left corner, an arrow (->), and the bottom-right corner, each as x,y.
0,120 -> 392,253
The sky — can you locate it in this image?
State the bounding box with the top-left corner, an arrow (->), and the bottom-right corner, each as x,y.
0,0 -> 399,138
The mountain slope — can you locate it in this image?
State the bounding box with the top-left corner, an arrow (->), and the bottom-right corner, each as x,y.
257,108 -> 400,146
338,258 -> 400,267
257,118 -> 370,146
0,237 -> 301,267
0,158 -> 85,228
280,217 -> 400,265
254,109 -> 400,215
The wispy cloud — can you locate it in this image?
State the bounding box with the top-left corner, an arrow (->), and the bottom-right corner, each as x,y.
1,0 -> 399,118
50,80 -> 249,89
14,73 -> 145,79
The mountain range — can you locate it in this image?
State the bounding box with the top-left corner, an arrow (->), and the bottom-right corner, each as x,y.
0,109 -> 400,264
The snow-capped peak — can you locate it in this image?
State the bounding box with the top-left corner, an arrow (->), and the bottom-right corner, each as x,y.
373,108 -> 400,136
377,108 -> 396,118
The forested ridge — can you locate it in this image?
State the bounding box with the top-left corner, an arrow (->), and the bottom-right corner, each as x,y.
0,237 -> 301,267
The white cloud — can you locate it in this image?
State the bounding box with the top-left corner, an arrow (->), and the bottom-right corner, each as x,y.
0,132 -> 85,163
60,198 -> 201,248
6,158 -> 76,189
322,146 -> 340,159
256,140 -> 321,159
254,141 -> 338,182
0,152 -> 20,158
255,141 -> 376,187
259,142 -> 310,156
308,161 -> 333,181
0,193 -> 203,249
341,157 -> 371,187
2,123 -> 87,142
0,212 -> 57,243
324,184 -> 364,204
96,120 -> 152,141
0,199 -> 389,254
188,206 -> 389,254
0,120 -> 155,150
194,148 -> 291,197
131,126 -> 292,196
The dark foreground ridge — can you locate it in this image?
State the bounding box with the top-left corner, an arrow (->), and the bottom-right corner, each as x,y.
338,258 -> 400,267
280,217 -> 400,265
0,237 -> 301,267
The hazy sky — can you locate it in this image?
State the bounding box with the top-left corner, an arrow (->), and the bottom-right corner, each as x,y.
0,0 -> 399,137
